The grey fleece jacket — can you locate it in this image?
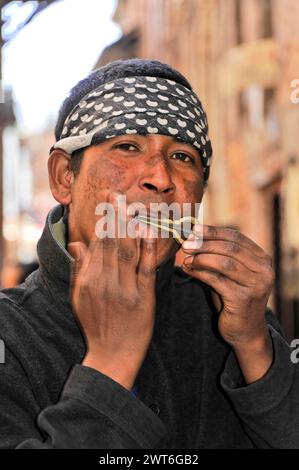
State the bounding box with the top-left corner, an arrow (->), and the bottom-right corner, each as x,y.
0,204 -> 298,449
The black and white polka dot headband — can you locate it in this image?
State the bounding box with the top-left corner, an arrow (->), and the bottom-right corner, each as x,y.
53,76 -> 212,181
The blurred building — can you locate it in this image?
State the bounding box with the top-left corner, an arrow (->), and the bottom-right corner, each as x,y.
0,88 -> 15,273
2,125 -> 55,276
96,0 -> 299,339
0,0 -> 60,282
19,128 -> 56,225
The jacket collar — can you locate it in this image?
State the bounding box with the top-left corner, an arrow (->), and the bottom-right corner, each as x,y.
37,205 -> 175,302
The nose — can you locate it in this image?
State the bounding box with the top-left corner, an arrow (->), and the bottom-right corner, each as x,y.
139,155 -> 176,195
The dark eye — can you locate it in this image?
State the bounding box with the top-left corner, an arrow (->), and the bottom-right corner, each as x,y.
114,143 -> 138,151
171,152 -> 194,163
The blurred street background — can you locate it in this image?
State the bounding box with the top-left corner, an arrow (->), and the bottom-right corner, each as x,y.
0,0 -> 298,339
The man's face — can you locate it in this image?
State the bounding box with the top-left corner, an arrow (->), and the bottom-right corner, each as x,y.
68,134 -> 205,267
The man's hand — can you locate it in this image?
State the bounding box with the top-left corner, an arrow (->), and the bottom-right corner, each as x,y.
68,196 -> 158,391
181,224 -> 275,384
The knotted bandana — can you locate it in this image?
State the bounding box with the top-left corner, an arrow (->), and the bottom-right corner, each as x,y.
53,76 -> 212,181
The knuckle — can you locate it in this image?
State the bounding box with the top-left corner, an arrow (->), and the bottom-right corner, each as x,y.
102,284 -> 115,301
118,247 -> 135,262
199,241 -> 213,254
254,285 -> 268,300
103,237 -> 118,249
265,265 -> 275,284
200,241 -> 209,251
223,257 -> 235,271
258,252 -> 272,268
229,241 -> 240,254
207,225 -> 217,239
126,293 -> 139,309
139,264 -> 156,276
264,253 -> 273,266
258,256 -> 275,282
231,228 -> 242,244
254,274 -> 274,298
119,290 -> 139,307
213,271 -> 226,282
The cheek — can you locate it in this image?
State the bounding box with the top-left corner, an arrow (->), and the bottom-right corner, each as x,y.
85,158 -> 130,201
72,159 -> 132,242
181,177 -> 204,203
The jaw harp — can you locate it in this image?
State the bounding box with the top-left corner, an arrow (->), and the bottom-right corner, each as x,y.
134,214 -> 201,245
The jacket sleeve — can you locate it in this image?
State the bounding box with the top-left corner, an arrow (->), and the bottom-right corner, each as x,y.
0,349 -> 166,449
220,308 -> 299,449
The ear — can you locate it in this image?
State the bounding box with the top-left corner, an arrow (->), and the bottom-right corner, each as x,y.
48,149 -> 74,205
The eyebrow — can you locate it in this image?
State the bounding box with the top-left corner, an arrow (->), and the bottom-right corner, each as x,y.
110,134 -> 201,157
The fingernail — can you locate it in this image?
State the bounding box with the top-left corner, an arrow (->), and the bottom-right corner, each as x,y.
187,232 -> 195,241
182,239 -> 202,250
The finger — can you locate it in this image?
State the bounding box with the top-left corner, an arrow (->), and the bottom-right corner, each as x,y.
137,236 -> 158,293
118,233 -> 139,292
182,240 -> 268,273
182,264 -> 238,300
183,224 -> 266,258
118,201 -> 151,290
101,190 -> 140,284
88,191 -> 122,280
183,253 -> 252,287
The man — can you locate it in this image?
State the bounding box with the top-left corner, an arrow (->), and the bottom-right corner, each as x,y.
0,59 -> 297,449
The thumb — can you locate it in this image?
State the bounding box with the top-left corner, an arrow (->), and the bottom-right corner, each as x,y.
210,289 -> 224,315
